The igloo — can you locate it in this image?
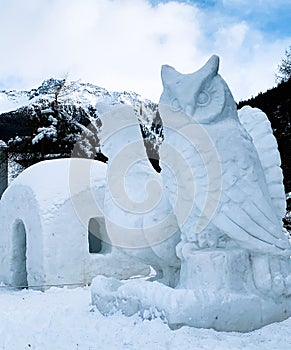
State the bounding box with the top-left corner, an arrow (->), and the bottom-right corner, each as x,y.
0,157 -> 152,288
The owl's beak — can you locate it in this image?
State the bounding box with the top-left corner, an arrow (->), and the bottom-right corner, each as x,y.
185,104 -> 194,117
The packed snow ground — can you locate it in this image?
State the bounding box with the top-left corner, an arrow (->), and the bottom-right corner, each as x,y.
0,286 -> 290,350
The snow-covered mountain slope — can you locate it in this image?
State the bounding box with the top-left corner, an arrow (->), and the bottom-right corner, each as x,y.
0,78 -> 157,124
0,90 -> 30,114
0,79 -> 162,166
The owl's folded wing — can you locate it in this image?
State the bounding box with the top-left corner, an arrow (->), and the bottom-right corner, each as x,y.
238,106 -> 286,220
213,162 -> 290,252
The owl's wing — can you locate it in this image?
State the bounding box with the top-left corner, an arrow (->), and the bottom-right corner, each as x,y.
213,135 -> 290,253
238,106 -> 286,220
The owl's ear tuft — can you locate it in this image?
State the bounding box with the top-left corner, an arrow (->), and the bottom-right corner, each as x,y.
205,55 -> 219,75
192,55 -> 220,82
161,65 -> 181,86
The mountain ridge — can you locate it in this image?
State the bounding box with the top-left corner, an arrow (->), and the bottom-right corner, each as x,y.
0,78 -> 161,172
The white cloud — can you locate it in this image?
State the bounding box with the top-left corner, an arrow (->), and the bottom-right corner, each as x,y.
212,22 -> 290,100
0,0 -> 290,102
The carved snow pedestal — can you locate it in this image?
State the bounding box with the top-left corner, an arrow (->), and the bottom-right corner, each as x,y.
92,247 -> 291,332
91,55 -> 291,332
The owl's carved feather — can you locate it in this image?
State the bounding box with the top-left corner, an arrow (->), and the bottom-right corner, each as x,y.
210,120 -> 289,252
238,106 -> 286,220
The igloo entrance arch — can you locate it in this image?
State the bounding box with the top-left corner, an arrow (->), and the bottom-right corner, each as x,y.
88,217 -> 112,255
11,219 -> 28,288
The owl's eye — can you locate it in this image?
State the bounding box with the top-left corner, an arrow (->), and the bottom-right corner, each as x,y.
171,98 -> 181,111
197,91 -> 210,106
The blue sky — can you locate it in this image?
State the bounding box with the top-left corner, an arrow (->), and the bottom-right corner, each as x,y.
150,0 -> 291,37
0,0 -> 290,102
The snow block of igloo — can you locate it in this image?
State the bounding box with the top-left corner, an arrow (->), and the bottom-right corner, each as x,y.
0,158 -> 149,289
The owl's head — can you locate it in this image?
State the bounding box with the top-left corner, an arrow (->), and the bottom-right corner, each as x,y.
159,55 -> 237,124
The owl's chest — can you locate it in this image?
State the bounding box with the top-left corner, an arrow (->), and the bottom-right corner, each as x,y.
165,121 -> 259,182
206,122 -> 256,164
204,123 -> 265,196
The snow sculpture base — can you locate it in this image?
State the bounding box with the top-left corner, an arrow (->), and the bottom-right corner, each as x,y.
92,248 -> 291,332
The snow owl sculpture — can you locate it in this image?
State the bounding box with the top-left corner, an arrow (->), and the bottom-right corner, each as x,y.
92,56 -> 291,331
159,55 -> 290,254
